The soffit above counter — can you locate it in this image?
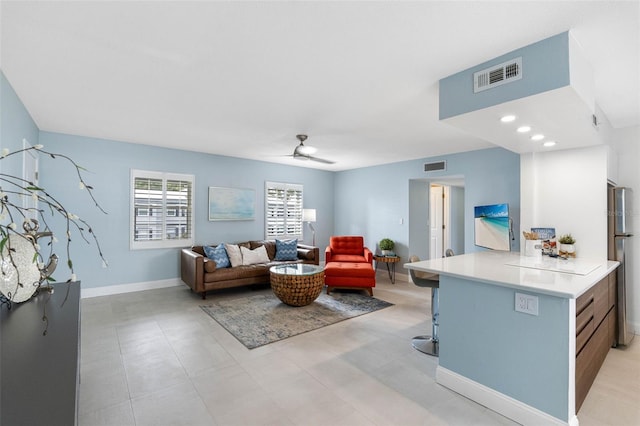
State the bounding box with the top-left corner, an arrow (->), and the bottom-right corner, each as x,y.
439,31 -> 604,154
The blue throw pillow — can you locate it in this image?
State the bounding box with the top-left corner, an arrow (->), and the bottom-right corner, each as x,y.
203,244 -> 231,268
274,239 -> 298,261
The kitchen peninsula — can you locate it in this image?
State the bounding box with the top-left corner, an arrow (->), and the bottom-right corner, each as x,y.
405,251 -> 619,426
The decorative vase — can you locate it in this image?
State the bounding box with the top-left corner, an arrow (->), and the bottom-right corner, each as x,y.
0,220 -> 59,304
0,235 -> 41,303
559,243 -> 576,258
381,249 -> 393,256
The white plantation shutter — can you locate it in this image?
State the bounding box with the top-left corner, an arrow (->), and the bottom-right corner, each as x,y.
265,182 -> 303,239
131,170 -> 194,249
133,176 -> 164,242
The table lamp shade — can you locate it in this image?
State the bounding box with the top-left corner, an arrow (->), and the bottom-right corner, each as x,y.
302,209 -> 316,222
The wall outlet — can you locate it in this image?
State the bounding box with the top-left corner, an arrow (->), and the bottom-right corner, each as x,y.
515,292 -> 539,316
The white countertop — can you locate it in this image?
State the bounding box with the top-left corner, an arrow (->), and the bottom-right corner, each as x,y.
404,251 -> 619,299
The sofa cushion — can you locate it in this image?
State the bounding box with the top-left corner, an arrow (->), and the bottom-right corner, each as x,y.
329,254 -> 368,263
204,264 -> 269,282
297,248 -> 315,261
329,236 -> 364,255
250,240 -> 276,260
203,259 -> 217,273
324,262 -> 375,288
275,239 -> 298,261
241,245 -> 270,265
203,244 -> 230,268
325,262 -> 375,278
224,243 -> 243,267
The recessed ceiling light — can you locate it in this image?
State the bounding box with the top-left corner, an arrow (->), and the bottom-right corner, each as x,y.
531,134 -> 545,141
517,126 -> 531,133
500,115 -> 516,123
543,141 -> 557,147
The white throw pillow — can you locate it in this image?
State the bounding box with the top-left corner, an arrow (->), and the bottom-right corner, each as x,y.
224,243 -> 243,267
241,245 -> 270,265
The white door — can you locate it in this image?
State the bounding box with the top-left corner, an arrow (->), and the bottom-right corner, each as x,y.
23,141 -> 39,222
443,186 -> 451,254
430,184 -> 443,259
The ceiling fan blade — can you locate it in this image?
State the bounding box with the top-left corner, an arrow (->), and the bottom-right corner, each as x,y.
290,134 -> 334,164
303,154 -> 335,164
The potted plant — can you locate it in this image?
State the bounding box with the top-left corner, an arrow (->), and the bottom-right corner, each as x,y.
558,234 -> 576,257
379,238 -> 395,256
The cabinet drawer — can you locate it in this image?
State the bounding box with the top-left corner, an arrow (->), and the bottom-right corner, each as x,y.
594,276 -> 609,327
576,288 -> 594,315
608,272 -> 616,311
576,300 -> 594,335
576,308 -> 614,412
576,317 -> 594,355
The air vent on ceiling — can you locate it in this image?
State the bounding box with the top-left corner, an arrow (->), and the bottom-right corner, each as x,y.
473,57 -> 522,93
424,161 -> 446,172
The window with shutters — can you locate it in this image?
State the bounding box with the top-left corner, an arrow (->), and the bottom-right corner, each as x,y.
130,170 -> 194,249
265,181 -> 303,239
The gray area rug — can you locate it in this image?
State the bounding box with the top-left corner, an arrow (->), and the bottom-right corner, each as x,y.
200,290 -> 393,349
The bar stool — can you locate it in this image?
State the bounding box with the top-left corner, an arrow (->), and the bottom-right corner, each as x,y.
408,250 -> 454,357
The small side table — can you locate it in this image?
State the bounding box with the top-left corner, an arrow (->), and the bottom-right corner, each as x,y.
374,255 -> 401,284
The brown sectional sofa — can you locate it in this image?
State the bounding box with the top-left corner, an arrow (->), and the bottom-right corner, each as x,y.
180,240 -> 319,299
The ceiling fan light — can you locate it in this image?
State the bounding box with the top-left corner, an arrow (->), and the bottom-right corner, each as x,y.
297,145 -> 317,155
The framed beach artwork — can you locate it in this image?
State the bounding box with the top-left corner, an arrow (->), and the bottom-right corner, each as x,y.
208,187 -> 255,221
474,203 -> 511,251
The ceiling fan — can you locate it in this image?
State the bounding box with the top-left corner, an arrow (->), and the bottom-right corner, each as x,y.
291,134 -> 335,164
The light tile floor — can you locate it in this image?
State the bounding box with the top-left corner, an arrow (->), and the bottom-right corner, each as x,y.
79,271 -> 640,425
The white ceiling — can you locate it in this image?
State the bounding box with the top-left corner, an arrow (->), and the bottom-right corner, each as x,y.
1,1 -> 638,171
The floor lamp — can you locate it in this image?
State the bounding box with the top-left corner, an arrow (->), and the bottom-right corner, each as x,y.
302,208 -> 316,246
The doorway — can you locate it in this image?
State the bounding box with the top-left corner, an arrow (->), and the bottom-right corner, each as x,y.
22,139 -> 39,222
430,184 -> 445,259
408,177 -> 465,261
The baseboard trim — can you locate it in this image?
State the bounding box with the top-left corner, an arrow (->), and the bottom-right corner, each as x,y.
81,278 -> 182,299
436,366 -> 577,426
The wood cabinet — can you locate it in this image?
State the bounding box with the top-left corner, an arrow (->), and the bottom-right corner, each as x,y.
575,272 -> 616,412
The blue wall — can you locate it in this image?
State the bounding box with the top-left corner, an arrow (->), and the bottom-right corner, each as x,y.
439,275 -> 571,421
3,70 -> 521,291
0,73 -> 40,176
449,185 -> 465,255
439,32 -> 570,120
334,148 -> 520,264
38,132 -> 334,289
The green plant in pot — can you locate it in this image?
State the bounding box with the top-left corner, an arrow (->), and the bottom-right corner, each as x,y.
558,234 -> 576,257
379,238 -> 395,256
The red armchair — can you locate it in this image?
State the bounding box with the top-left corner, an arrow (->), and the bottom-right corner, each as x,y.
325,236 -> 373,265
324,235 -> 375,295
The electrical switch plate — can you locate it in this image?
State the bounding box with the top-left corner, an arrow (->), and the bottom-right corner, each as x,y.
515,292 -> 539,316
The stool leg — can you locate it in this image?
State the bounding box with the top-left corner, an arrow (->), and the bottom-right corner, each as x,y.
431,287 -> 439,342
411,287 -> 439,357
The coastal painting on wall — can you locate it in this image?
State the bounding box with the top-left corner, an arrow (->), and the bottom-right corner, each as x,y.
208,187 -> 255,221
474,203 -> 511,251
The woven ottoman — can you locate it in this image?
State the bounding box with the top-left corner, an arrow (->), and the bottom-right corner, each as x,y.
324,262 -> 376,296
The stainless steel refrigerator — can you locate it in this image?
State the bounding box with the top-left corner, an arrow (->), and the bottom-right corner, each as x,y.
608,186 -> 634,346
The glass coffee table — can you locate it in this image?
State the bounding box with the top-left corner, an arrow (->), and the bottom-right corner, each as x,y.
269,263 -> 325,306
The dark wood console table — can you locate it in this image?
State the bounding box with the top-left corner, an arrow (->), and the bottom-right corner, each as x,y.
1,281 -> 81,426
